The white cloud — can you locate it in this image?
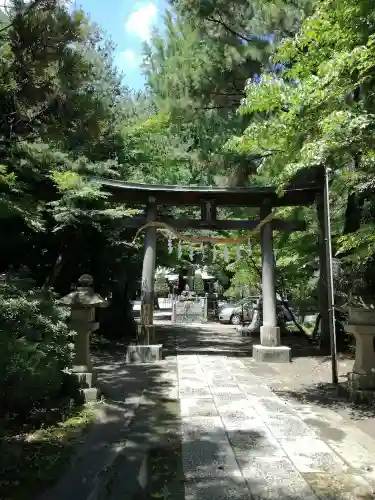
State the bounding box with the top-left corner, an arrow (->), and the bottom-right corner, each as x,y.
118,49 -> 139,71
125,2 -> 157,42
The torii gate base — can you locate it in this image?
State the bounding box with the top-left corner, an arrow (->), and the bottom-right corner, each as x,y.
253,344 -> 291,363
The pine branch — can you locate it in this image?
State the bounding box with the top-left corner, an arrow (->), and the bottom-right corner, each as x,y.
200,104 -> 239,110
206,15 -> 252,43
0,0 -> 45,35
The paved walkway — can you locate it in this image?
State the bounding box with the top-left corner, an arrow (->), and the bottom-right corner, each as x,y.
170,323 -> 375,500
178,352 -> 375,499
41,323 -> 375,500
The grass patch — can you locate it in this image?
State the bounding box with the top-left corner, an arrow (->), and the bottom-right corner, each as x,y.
0,404 -> 98,500
301,322 -> 314,334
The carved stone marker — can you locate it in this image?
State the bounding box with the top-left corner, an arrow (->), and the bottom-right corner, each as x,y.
59,274 -> 108,403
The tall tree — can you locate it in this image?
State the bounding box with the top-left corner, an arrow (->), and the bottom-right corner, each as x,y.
224,0 -> 375,349
143,0 -> 311,185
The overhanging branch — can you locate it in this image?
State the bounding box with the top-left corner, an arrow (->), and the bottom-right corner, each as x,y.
0,0 -> 45,36
206,15 -> 252,43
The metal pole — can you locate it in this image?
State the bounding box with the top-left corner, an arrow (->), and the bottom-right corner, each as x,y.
241,286 -> 245,327
323,166 -> 338,384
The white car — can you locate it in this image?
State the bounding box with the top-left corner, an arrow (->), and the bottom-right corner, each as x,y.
219,297 -> 293,326
219,298 -> 258,325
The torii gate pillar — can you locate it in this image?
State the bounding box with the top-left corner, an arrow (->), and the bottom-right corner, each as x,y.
126,197 -> 163,363
252,201 -> 291,363
139,198 -> 157,344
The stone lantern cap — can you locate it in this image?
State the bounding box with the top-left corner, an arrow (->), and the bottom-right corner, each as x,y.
58,274 -> 108,309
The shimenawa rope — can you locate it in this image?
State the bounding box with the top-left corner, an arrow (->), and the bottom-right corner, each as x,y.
132,210 -> 276,245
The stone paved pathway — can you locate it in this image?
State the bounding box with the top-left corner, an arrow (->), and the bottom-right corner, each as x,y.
40,323 -> 375,500
172,324 -> 375,500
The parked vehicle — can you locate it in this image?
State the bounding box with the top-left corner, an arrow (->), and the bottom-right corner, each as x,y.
211,299 -> 229,319
219,297 -> 259,325
219,296 -> 293,326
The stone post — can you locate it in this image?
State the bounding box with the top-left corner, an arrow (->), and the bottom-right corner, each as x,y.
187,266 -> 194,289
252,202 -> 291,362
171,299 -> 177,323
59,274 -> 108,403
345,305 -> 375,402
203,293 -> 208,323
127,197 -> 163,363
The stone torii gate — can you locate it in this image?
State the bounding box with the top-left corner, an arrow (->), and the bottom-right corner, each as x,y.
94,178 -> 328,363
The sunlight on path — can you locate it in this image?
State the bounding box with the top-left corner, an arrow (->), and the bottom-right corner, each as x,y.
176,327 -> 375,500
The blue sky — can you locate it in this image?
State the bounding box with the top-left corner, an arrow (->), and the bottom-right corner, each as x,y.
74,0 -> 168,89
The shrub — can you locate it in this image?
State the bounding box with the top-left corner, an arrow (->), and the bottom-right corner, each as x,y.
155,273 -> 170,297
194,272 -> 205,296
0,273 -> 75,422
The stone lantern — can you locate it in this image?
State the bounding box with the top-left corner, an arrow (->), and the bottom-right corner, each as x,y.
59,274 -> 108,403
344,298 -> 375,403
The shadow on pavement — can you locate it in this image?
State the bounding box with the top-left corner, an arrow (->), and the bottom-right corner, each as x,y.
40,322 -> 375,500
178,424 -> 368,500
159,321 -> 328,359
274,382 -> 375,422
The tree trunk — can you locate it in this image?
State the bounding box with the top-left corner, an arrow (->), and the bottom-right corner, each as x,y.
343,192 -> 364,235
41,253 -> 64,294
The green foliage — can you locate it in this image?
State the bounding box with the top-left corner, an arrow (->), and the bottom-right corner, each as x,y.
141,0 -> 311,185
0,0 -> 137,425
0,272 -> 75,420
0,405 -> 97,500
155,273 -> 170,297
193,271 -> 205,295
226,0 -> 375,299
229,0 -> 375,189
121,110 -> 199,185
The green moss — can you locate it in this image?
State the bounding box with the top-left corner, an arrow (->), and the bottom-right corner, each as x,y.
0,405 -> 98,500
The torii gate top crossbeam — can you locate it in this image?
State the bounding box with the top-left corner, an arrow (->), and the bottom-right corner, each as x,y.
92,178 -> 322,207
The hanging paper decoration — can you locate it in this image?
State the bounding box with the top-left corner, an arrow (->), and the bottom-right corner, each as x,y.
236,246 -> 241,262
189,247 -> 194,261
177,242 -> 182,259
223,246 -> 229,263
247,238 -> 252,255
167,235 -> 173,254
212,245 -> 217,263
